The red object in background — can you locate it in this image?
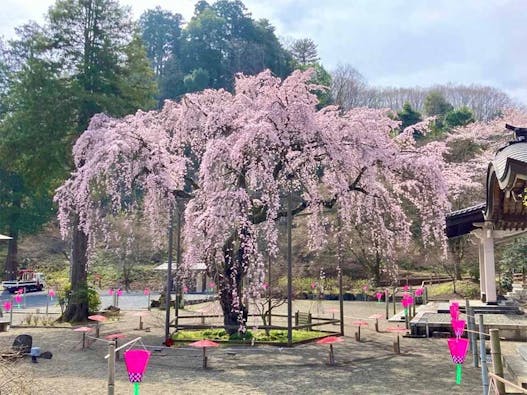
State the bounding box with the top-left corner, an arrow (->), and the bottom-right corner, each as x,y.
316,336 -> 344,345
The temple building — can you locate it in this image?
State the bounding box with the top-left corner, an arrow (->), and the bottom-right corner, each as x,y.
446,124 -> 527,304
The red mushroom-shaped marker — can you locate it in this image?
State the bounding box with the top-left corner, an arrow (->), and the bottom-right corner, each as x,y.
124,349 -> 151,395
326,307 -> 339,320
352,320 -> 369,342
189,339 -> 219,368
105,333 -> 126,360
73,326 -> 93,350
133,311 -> 150,331
386,326 -> 408,354
88,314 -> 107,338
368,313 -> 383,332
316,336 -> 344,366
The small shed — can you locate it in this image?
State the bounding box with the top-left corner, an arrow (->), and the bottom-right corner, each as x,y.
153,261 -> 210,293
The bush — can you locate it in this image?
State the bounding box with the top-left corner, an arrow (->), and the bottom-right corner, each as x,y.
229,330 -> 253,341
61,284 -> 101,313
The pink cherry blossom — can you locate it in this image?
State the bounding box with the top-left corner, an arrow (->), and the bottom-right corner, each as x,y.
56,69 -> 455,331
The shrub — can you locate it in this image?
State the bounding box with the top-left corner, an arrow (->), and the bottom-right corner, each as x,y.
61,284 -> 101,313
229,330 -> 253,341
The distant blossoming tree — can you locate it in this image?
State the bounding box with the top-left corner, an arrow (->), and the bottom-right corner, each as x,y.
56,70 -> 450,329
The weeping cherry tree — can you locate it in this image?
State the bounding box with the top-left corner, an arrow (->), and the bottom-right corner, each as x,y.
56,69 -> 450,330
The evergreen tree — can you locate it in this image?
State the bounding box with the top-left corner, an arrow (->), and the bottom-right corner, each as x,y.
424,91 -> 453,117
0,0 -> 157,321
397,102 -> 422,130
289,38 -> 319,65
444,106 -> 475,129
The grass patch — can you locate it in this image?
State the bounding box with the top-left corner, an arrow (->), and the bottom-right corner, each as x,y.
427,280 -> 480,299
172,329 -> 328,343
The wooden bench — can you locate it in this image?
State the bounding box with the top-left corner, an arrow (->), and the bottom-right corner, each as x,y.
295,311 -> 312,331
0,318 -> 10,332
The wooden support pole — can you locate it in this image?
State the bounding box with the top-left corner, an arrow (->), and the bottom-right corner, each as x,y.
385,290 -> 389,320
392,287 -> 396,315
393,335 -> 400,354
329,344 -> 335,366
424,287 -> 428,304
374,318 -> 379,333
268,255 -> 272,328
286,178 -> 293,347
338,267 -> 344,336
165,208 -> 174,340
107,341 -> 116,395
202,347 -> 207,368
490,329 -> 505,395
115,339 -> 120,361
412,291 -> 416,317
478,314 -> 489,395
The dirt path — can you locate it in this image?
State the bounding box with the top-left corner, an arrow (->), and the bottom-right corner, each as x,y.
0,301 -> 487,394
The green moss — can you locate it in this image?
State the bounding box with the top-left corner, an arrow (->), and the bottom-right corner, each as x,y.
172,329 -> 328,343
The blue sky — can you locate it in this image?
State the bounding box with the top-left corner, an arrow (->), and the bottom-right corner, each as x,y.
1,0 -> 525,104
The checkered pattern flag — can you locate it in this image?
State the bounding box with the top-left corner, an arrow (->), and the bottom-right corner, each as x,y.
451,356 -> 464,364
128,372 -> 143,383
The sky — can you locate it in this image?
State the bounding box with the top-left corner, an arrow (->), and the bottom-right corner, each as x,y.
1,0 -> 526,104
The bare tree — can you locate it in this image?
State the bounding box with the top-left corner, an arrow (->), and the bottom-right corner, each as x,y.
330,64 -> 367,109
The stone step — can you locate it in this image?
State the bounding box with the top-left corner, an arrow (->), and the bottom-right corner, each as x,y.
503,355 -> 527,390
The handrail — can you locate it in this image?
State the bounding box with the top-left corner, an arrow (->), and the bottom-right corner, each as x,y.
487,372 -> 527,394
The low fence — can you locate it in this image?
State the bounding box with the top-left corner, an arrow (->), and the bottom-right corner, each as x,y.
170,312 -> 340,334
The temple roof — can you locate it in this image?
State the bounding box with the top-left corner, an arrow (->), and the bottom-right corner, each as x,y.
446,125 -> 527,238
446,203 -> 485,238
485,140 -> 527,230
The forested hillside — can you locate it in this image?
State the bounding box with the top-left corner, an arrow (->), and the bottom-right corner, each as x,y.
0,0 -> 522,307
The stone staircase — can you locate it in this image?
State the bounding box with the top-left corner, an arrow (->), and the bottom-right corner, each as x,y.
507,282 -> 527,303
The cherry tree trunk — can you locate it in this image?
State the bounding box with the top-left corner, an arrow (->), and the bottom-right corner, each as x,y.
63,218 -> 89,322
371,257 -> 381,287
215,235 -> 248,335
4,229 -> 18,281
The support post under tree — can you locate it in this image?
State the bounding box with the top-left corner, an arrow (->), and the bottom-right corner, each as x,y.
336,214 -> 344,336
268,255 -> 272,327
164,209 -> 174,341
339,266 -> 344,336
287,178 -> 293,347
174,201 -> 182,330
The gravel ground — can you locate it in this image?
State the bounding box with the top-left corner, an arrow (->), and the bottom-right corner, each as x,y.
0,300 -> 492,394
